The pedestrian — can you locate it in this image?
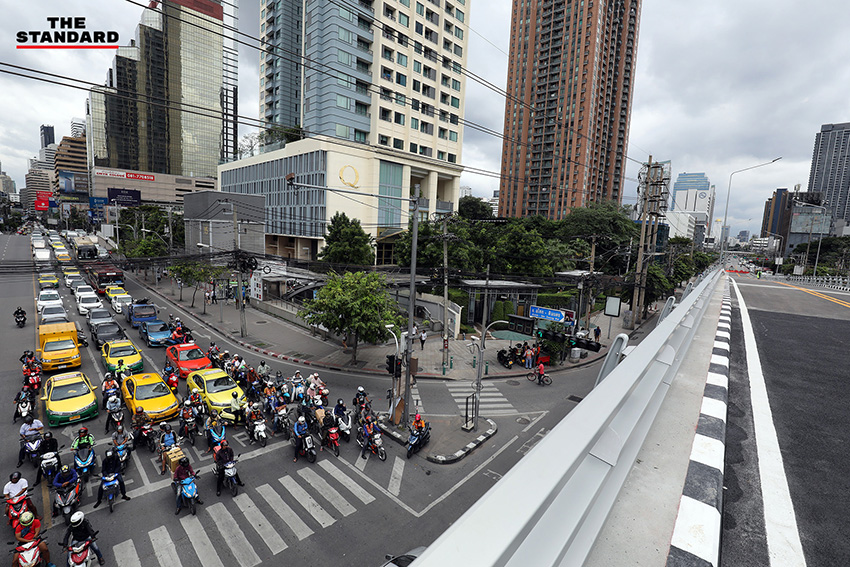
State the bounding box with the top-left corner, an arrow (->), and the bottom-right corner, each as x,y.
204,291 -> 210,305
211,289 -> 217,304
419,329 -> 427,350
412,324 -> 418,337
524,347 -> 533,369
594,326 -> 601,342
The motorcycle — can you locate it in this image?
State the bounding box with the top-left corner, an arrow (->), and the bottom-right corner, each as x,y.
54,481 -> 81,525
111,438 -> 132,472
219,460 -> 240,497
208,422 -> 226,450
406,423 -> 431,459
172,473 -> 202,515
73,445 -> 96,483
11,536 -> 44,566
65,535 -> 98,567
354,399 -> 373,425
357,429 -> 387,461
100,473 -> 121,513
137,423 -> 157,453
291,433 -> 317,463
179,414 -> 199,446
39,447 -> 62,484
335,411 -> 353,443
496,347 -> 518,369
105,406 -> 124,433
250,419 -> 268,447
273,405 -> 293,439
22,433 -> 42,467
322,424 -> 341,457
13,391 -> 34,423
15,313 -> 26,328
165,372 -> 179,394
245,381 -> 264,404
5,489 -> 33,529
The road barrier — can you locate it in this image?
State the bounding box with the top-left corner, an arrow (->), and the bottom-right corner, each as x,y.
414,268 -> 722,567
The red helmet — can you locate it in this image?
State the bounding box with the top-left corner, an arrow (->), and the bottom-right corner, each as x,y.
415,414 -> 421,421
78,427 -> 88,436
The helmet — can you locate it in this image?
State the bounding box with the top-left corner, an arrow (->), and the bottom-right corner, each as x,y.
175,317 -> 181,323
192,388 -> 199,395
118,359 -> 124,365
104,372 -> 113,380
364,414 -> 372,422
337,398 -> 344,405
179,457 -> 189,466
252,402 -> 260,411
415,414 -> 421,421
184,400 -> 191,407
298,416 -> 305,424
116,425 -> 123,433
44,431 -> 53,440
232,391 -> 238,398
60,465 -> 70,474
24,416 -> 33,424
314,397 -> 323,406
78,427 -> 88,436
211,410 -> 219,418
249,366 -> 255,372
71,511 -> 84,526
224,350 -> 229,356
19,512 -> 34,527
109,395 -> 117,403
163,424 -> 172,432
220,439 -> 228,447
105,450 -> 114,459
136,407 -> 144,414
210,341 -> 216,347
9,472 -> 21,483
357,386 -> 364,393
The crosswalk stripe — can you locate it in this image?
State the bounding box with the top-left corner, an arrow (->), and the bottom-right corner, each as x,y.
233,493 -> 288,555
388,457 -> 404,496
355,452 -> 369,471
279,475 -> 336,528
149,526 -> 181,567
256,484 -> 313,540
298,468 -> 356,517
318,460 -> 376,504
410,384 -> 425,412
206,503 -> 262,567
113,540 -> 142,567
180,515 -> 226,567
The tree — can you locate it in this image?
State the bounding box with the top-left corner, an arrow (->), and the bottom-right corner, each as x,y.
298,271 -> 400,363
262,125 -> 304,146
458,196 -> 493,220
318,212 -> 375,265
169,261 -> 227,307
237,133 -> 259,159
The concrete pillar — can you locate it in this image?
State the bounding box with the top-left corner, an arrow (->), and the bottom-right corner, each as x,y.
423,171 -> 439,209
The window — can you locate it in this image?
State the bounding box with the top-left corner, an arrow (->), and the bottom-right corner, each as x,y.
382,66 -> 393,80
399,13 -> 409,26
398,33 -> 409,47
335,124 -> 350,138
337,72 -> 353,87
400,0 -> 410,6
456,9 -> 464,22
438,150 -> 446,160
415,22 -> 423,35
451,96 -> 460,108
393,138 -> 405,149
449,130 -> 458,141
420,121 -> 433,134
411,98 -> 420,110
440,92 -> 450,104
396,72 -> 407,86
448,153 -> 457,163
339,28 -> 352,43
438,127 -> 447,139
381,87 -> 393,101
394,112 -> 406,125
416,2 -> 424,15
382,47 -> 394,61
336,95 -> 351,109
379,134 -> 390,145
443,39 -> 452,51
441,74 -> 450,87
397,53 -> 408,66
414,41 -> 423,54
380,107 -> 392,121
422,85 -> 435,98
355,102 -> 369,116
454,27 -> 463,40
412,79 -> 421,92
419,145 -> 432,157
453,44 -> 462,56
395,93 -> 407,106
410,117 -> 419,130
409,142 -> 418,153
355,130 -> 368,143
338,50 -> 352,65
452,78 -> 461,90
413,60 -> 421,73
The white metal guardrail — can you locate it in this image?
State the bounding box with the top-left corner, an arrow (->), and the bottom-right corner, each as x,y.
414,268 -> 722,567
787,275 -> 850,292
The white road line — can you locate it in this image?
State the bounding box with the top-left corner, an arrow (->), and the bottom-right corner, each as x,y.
388,456 -> 404,496
205,502 -> 262,567
279,475 -> 335,528
112,539 -> 142,567
149,526 -> 181,567
180,515 -> 226,567
233,493 -> 288,555
355,452 -> 368,471
731,279 -> 807,567
297,468 -> 356,517
131,448 -> 151,488
318,460 -> 375,504
256,483 -> 313,540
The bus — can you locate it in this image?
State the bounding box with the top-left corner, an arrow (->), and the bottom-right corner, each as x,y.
72,236 -> 99,261
85,265 -> 125,294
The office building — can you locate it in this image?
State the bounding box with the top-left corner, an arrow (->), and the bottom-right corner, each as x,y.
260,0 -> 467,168
0,162 -> 15,196
736,230 -> 749,242
498,0 -> 640,219
808,122 -> 850,223
459,186 -> 472,198
39,125 -> 55,149
54,136 -> 89,208
87,0 -> 238,183
70,118 -> 86,139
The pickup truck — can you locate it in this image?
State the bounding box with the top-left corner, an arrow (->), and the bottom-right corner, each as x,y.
124,299 -> 159,328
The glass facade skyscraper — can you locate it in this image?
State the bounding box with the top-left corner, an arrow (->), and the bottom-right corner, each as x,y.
808,122 -> 850,224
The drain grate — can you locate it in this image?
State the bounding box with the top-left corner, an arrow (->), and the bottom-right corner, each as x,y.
567,395 -> 584,403
507,380 -> 521,386
255,320 -> 268,324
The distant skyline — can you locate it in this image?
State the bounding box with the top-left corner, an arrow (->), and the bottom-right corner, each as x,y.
2,0 -> 849,238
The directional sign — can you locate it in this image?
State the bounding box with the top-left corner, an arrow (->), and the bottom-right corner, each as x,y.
529,305 -> 566,323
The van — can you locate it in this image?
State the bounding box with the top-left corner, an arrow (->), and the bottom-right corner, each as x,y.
36,322 -> 82,371
34,248 -> 51,264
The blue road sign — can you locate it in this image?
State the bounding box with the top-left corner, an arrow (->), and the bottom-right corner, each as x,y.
529,305 -> 565,323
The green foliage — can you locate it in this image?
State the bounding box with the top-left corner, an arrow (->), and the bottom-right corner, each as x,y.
261,125 -> 304,145
693,251 -> 713,272
118,204 -> 183,258
540,321 -> 567,365
169,261 -> 227,307
672,255 -> 696,285
318,212 -> 375,265
298,271 -> 400,362
535,290 -> 577,308
457,196 -> 493,220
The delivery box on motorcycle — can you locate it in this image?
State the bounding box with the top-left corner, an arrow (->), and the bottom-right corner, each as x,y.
165,447 -> 185,472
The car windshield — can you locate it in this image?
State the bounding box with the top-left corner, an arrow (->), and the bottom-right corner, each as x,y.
207,376 -> 237,393
90,310 -> 111,320
97,323 -> 122,335
111,345 -> 137,357
42,306 -> 65,315
136,382 -> 171,400
148,323 -> 169,333
80,296 -> 99,305
134,306 -> 156,317
50,381 -> 91,401
40,292 -> 59,301
179,349 -> 205,361
76,286 -> 93,294
45,339 -> 76,352
115,296 -> 131,303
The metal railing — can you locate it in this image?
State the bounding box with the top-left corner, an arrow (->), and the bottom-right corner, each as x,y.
414,268 -> 722,566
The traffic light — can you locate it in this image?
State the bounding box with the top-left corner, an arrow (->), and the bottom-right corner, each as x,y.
394,360 -> 402,379
574,338 -> 602,352
386,354 -> 396,375
535,328 -> 544,339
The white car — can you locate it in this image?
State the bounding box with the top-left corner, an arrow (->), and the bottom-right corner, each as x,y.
111,294 -> 133,314
72,284 -> 95,297
65,274 -> 84,288
36,290 -> 63,312
76,293 -> 103,316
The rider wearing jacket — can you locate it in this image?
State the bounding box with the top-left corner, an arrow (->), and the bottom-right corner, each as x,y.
14,306 -> 26,320
213,440 -> 244,495
101,373 -> 119,409
13,511 -> 53,567
104,396 -> 122,434
333,399 -> 347,419
131,408 -> 150,449
173,457 -> 202,514
51,465 -> 78,517
412,414 -> 426,432
158,424 -> 178,475
293,416 -> 309,462
93,450 -> 131,508
33,431 -> 60,485
62,512 -> 104,565
246,403 -> 265,443
111,425 -> 131,450
71,428 -> 95,451
18,415 -> 44,467
360,415 -> 377,459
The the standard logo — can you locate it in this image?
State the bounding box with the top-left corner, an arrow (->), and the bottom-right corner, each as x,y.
17,17 -> 119,49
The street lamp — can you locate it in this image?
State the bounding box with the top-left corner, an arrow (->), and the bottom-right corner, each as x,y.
468,319 -> 508,431
798,202 -> 829,277
721,157 -> 782,266
141,228 -> 170,253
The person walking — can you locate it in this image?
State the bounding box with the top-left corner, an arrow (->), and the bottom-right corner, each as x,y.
524,347 -> 533,369
419,329 -> 427,350
594,326 -> 601,342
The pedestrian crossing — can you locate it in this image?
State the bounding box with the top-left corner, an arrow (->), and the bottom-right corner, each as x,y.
410,383 -> 425,413
446,381 -> 517,416
109,459 -> 379,566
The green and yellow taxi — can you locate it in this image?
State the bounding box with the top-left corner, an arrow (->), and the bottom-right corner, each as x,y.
186,368 -> 244,414
120,372 -> 179,422
41,371 -> 99,427
104,286 -> 127,301
62,266 -> 80,276
38,274 -> 59,289
101,339 -> 144,373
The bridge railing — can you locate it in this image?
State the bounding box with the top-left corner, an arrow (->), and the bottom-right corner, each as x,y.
413,268 -> 722,567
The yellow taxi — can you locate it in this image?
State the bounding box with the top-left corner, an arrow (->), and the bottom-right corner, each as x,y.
56,251 -> 72,263
50,241 -> 65,250
120,372 -> 179,422
38,274 -> 59,289
186,368 -> 244,414
41,371 -> 99,427
101,339 -> 144,374
104,286 -> 127,301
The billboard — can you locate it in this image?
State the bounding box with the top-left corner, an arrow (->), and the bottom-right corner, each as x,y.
107,187 -> 141,207
57,170 -> 89,194
89,197 -> 108,219
34,200 -> 49,211
790,210 -> 830,234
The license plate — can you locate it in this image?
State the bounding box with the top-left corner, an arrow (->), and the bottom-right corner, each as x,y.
56,365 -> 67,369
69,415 -> 81,421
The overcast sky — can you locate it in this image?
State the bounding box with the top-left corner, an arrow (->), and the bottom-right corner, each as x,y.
2,0 -> 847,238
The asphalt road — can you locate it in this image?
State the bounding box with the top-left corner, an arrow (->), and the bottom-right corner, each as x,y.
721,272 -> 850,567
1,233 -> 601,566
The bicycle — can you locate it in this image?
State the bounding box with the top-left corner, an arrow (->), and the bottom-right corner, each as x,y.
526,372 -> 552,386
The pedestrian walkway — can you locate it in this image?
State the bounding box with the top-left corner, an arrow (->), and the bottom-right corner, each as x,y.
445,380 -> 516,416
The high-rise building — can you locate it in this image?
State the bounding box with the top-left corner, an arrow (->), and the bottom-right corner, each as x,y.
498,0 -> 640,219
808,122 -> 850,224
70,118 -> 86,139
669,172 -> 715,246
87,0 -> 238,179
761,187 -> 789,239
0,162 -> 16,196
737,230 -> 750,242
54,136 -> 89,205
459,186 -> 472,198
39,125 -> 55,149
260,0 -> 467,167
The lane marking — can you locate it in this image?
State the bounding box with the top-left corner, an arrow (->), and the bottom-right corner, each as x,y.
355,452 -> 368,471
318,460 -> 375,504
731,279 -> 807,567
233,493 -> 288,555
205,502 -> 262,567
112,539 -> 142,567
388,456 -> 404,496
149,526 -> 181,567
298,467 -> 356,517
255,483 -> 313,540
774,281 -> 850,308
180,515 -> 226,567
279,475 -> 335,528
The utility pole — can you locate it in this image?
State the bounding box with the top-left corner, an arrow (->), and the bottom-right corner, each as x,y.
630,157 -> 651,328
402,184 -> 422,429
232,203 -> 247,337
167,207 -> 173,254
442,214 -> 450,368
584,235 -> 596,332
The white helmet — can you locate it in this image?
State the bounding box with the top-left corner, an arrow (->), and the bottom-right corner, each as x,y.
71,511 -> 84,526
184,400 -> 191,406
314,396 -> 323,406
298,416 -> 305,424
357,386 -> 364,393
252,402 -> 260,411
108,395 -> 117,403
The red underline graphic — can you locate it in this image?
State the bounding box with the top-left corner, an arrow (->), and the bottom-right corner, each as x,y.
16,45 -> 120,49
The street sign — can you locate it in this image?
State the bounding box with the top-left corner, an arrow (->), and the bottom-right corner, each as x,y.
529,305 -> 566,323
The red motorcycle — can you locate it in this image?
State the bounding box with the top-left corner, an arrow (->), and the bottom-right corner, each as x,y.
5,490 -> 33,530
66,536 -> 98,567
322,425 -> 341,457
22,366 -> 41,394
12,536 -> 45,567
165,372 -> 179,394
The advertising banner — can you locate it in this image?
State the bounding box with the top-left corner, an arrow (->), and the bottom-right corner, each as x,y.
89,197 -> 108,219
58,170 -> 89,194
106,187 -> 141,206
34,200 -> 48,211
36,191 -> 53,201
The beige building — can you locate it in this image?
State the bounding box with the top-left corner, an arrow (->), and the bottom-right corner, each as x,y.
91,167 -> 216,205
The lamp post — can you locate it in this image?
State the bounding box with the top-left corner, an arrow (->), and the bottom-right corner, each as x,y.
469,319 -> 509,431
721,157 -> 782,266
140,228 -> 170,253
763,231 -> 784,270
798,202 -> 829,277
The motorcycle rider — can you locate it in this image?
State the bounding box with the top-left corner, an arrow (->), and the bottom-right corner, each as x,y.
71,427 -> 95,452
19,350 -> 37,366
115,359 -> 130,381
360,415 -> 378,459
353,385 -> 369,407
51,465 -> 78,517
33,431 -> 60,486
213,439 -> 244,496
14,306 -> 26,323
319,407 -> 336,448
111,425 -> 132,454
104,395 -> 122,434
333,398 -> 347,420
173,457 -> 202,514
229,391 -> 244,424
412,413 -> 426,433
101,373 -> 119,409
292,416 -> 309,463
17,415 -> 44,468
5,471 -> 39,520
13,387 -> 34,423
158,424 -> 178,475
13,511 -> 54,567
62,511 -> 104,566
204,411 -> 221,453
207,341 -> 220,359
170,325 -> 186,344
92,450 -> 131,508
246,403 -> 265,444
257,360 -> 271,381
131,407 -> 150,450
263,380 -> 278,413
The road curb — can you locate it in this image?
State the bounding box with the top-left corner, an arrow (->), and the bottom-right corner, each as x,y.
376,417 -> 498,465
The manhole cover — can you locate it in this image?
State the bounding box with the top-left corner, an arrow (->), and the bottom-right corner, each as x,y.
516,416 -> 530,425
256,320 -> 268,324
506,380 -> 520,386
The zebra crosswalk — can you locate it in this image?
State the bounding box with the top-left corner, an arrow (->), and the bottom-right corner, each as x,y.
109,459 -> 379,566
446,381 -> 517,416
